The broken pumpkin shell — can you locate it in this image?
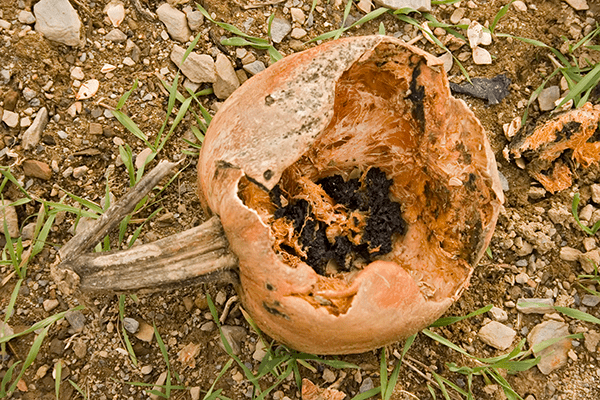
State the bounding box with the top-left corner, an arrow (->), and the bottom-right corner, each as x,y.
197,35 -> 503,354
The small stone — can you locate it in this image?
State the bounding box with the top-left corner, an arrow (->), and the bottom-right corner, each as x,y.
515,272 -> 530,285
438,51 -> 453,73
157,3 -> 191,43
528,186 -> 546,200
170,45 -> 217,83
243,60 -> 266,76
66,310 -> 86,332
373,0 -> 431,11
22,159 -> 52,180
105,0 -> 125,27
253,342 -> 267,361
105,28 -> 127,43
43,299 -> 59,312
290,8 -> 306,24
0,200 -> 19,238
582,294 -> 600,307
76,79 -> 100,100
291,27 -> 307,39
356,0 -> 373,13
89,122 -> 103,135
4,90 -> 19,111
70,67 -> 84,80
220,325 -> 247,355
472,46 -> 492,64
479,321 -> 516,350
141,365 -> 153,375
322,368 -> 336,383
0,321 -> 14,339
538,86 -> 560,111
359,377 -> 374,393
135,148 -> 154,170
72,166 -> 89,179
516,298 -> 555,314
513,1 -> 528,11
528,320 -> 571,374
213,54 -> 240,100
560,246 -> 582,262
200,321 -> 215,331
591,184 -> 600,204
135,321 -> 154,342
184,9 -> 204,31
18,10 -> 36,24
123,317 -> 140,333
583,237 -> 597,252
270,17 -> 291,43
190,387 -> 201,400
584,330 -> 600,352
563,0 -> 589,11
73,341 -> 87,358
215,290 -> 227,306
34,0 -> 82,46
19,116 -> 32,126
123,56 -> 135,66
2,110 -> 19,128
450,8 -> 466,24
489,306 -> 508,322
23,87 -> 36,101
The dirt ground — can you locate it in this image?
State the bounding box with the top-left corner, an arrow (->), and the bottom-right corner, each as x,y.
1,0 -> 600,399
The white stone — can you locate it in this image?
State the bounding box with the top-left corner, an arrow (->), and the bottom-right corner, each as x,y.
18,10 -> 36,24
373,0 -> 431,11
43,299 -> 59,312
243,60 -> 265,76
270,17 -> 291,44
157,3 -> 191,42
34,0 -> 82,46
591,184 -> 600,204
583,237 -> 597,252
70,66 -> 84,80
2,110 -> 19,128
213,54 -> 240,100
76,79 -> 99,100
450,8 -> 465,24
290,8 -> 306,24
291,27 -> 307,39
356,0 -> 373,13
563,0 -> 589,11
0,19 -> 12,30
183,7 -> 204,31
105,1 -> 125,27
123,56 -> 135,66
528,320 -> 571,375
101,64 -> 117,73
538,86 -> 560,111
22,107 -> 48,150
489,306 -> 508,322
479,321 -> 516,350
170,45 -> 217,83
0,200 -> 19,238
105,28 -> 127,43
559,246 -> 582,262
20,117 -> 32,128
135,148 -> 154,170
516,298 -> 554,314
472,46 -> 492,64
515,272 -> 530,284
512,1 -> 528,12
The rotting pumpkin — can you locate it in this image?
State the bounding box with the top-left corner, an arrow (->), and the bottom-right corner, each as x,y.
197,35 -> 504,354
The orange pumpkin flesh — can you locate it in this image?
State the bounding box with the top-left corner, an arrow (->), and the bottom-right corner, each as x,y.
198,36 -> 503,354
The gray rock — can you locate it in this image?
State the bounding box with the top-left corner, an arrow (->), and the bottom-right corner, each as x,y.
105,28 -> 127,43
479,321 -> 516,350
213,54 -> 240,100
243,60 -> 266,76
34,0 -> 82,46
157,3 -> 191,43
516,298 -> 554,314
374,0 -> 431,11
581,294 -> 600,307
527,320 -> 571,375
489,306 -> 508,322
22,107 -> 48,150
270,17 -> 291,43
0,321 -> 14,339
65,310 -> 86,332
537,86 -> 560,111
123,317 -> 140,333
23,87 -> 36,101
359,377 -> 374,393
1,200 -> 19,238
183,7 -> 204,31
18,10 -> 36,24
220,325 -> 247,355
170,45 -> 216,83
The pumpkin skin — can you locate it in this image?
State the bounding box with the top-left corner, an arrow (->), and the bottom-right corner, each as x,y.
197,35 -> 503,355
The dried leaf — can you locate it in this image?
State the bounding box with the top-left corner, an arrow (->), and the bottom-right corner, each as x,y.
178,342 -> 201,369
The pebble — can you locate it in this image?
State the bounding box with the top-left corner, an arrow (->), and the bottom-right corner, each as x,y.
0,20 -> 11,31
438,51 -> 453,73
591,184 -> 600,204
527,320 -> 571,374
183,6 -> 204,31
489,306 -> 508,322
472,46 -> 492,64
374,0 -> 431,11
105,0 -> 125,27
213,54 -> 240,100
4,90 -> 18,111
513,1 -> 528,12
582,294 -> 600,307
450,8 -> 466,24
560,246 -> 582,262
359,377 -> 374,393
584,330 -> 600,352
134,321 -> 154,342
43,299 -> 59,312
157,3 -> 191,43
135,148 -> 154,169
18,10 -> 36,24
0,200 -> 19,238
66,310 -> 86,332
516,298 -> 555,314
538,86 -> 560,111
72,165 -> 89,179
23,87 -> 36,101
252,342 -> 267,361
322,368 -> 336,383
76,79 -> 100,100
270,17 -> 292,43
215,290 -> 227,306
200,321 -> 215,331
190,387 -> 201,400
0,321 -> 14,339
2,110 -> 19,128
220,325 -> 247,355
583,237 -> 597,251
33,0 -> 82,46
141,365 -> 153,375
22,159 -> 52,180
123,317 -> 140,333
105,28 -> 127,43
291,27 -> 307,39
563,0 -> 589,11
290,8 -> 306,25
89,122 -> 103,135
528,186 -> 546,200
170,45 -> 217,83
467,21 -> 491,48
478,321 -> 516,350
243,60 -> 266,76
58,130 -> 69,139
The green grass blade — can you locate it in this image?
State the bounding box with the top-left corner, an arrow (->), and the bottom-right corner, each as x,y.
31,212 -> 55,258
350,387 -> 381,400
430,305 -> 493,327
112,110 -> 153,149
379,348 -> 388,395
4,279 -> 22,325
0,305 -> 84,344
555,306 -> 600,324
55,361 -> 63,400
490,0 -> 515,35
9,325 -> 50,394
116,80 -> 139,110
557,62 -> 600,107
